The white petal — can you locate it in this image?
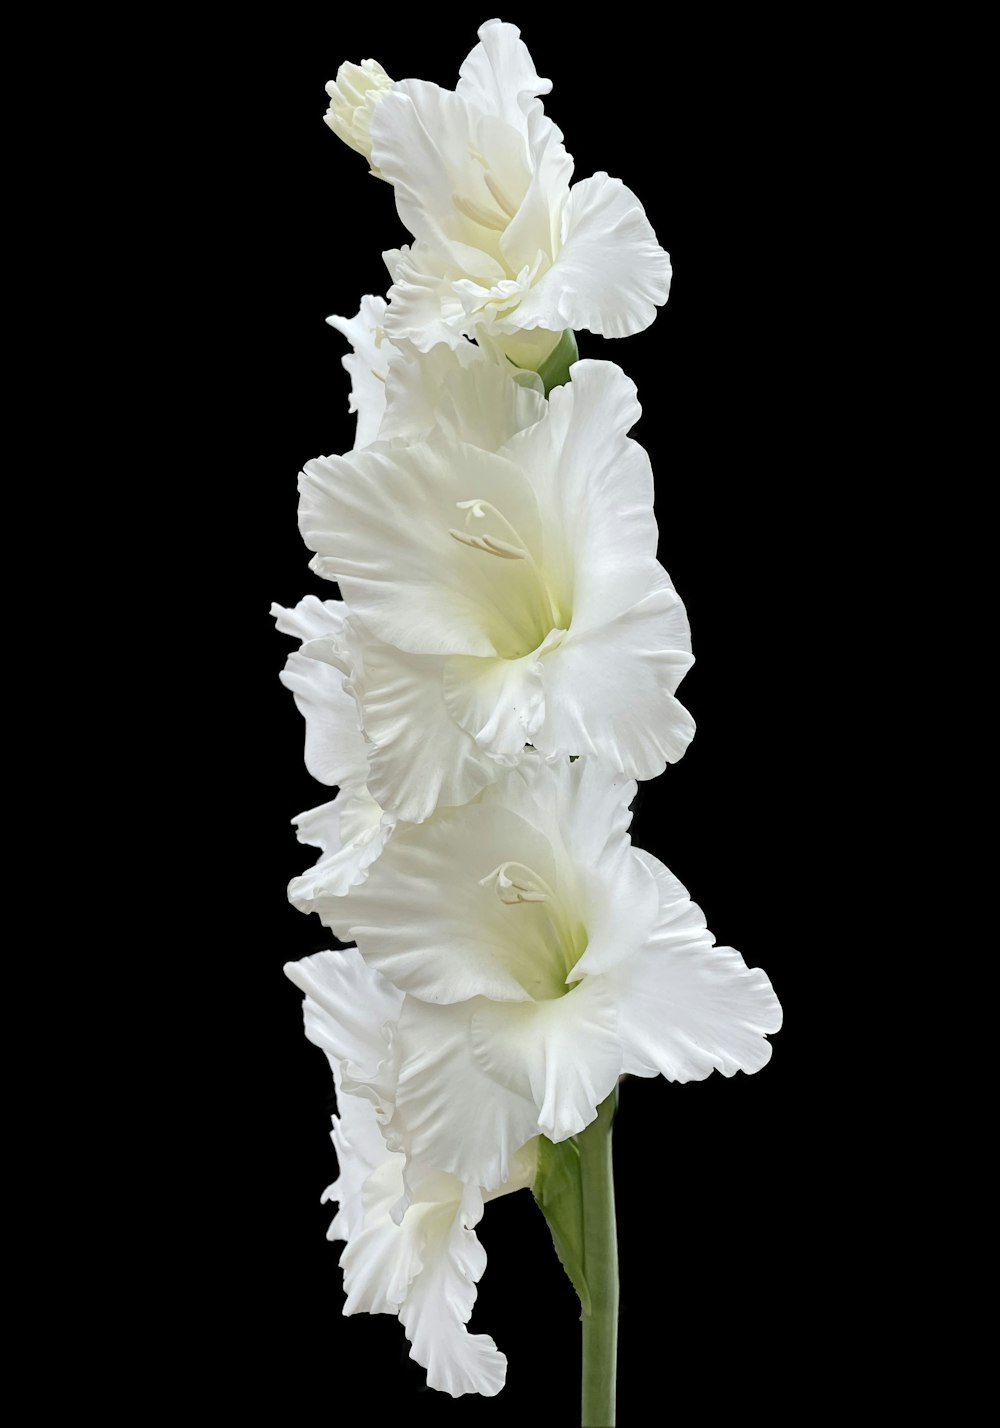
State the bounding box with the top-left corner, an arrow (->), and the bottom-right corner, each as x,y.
299,437 -> 549,660
382,242 -> 470,352
499,360 -> 658,635
499,97 -> 573,276
610,851 -> 783,1080
390,998 -> 539,1191
471,977 -> 621,1143
271,594 -> 345,645
273,599 -> 370,789
516,172 -> 671,337
536,570 -> 696,778
399,1183 -> 507,1397
325,1090 -> 390,1243
328,802 -> 560,1004
326,294 -> 390,449
371,82 -> 529,268
283,948 -> 403,1084
385,341 -> 546,451
339,1157 -> 422,1315
456,19 -> 552,132
278,650 -> 368,788
289,792 -> 395,905
442,635 -> 555,761
346,634 -> 499,824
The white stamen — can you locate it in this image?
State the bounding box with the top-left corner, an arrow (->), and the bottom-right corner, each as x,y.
449,528 -> 527,559
483,171 -> 519,220
479,861 -> 554,905
452,192 -> 508,232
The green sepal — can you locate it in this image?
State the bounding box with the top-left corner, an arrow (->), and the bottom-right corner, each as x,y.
536,329 -> 579,396
531,1132 -> 592,1313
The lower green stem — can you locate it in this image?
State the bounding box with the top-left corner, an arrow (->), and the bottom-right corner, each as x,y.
578,1087 -> 619,1427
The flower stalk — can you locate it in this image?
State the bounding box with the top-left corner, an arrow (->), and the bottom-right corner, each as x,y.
579,1087 -> 619,1427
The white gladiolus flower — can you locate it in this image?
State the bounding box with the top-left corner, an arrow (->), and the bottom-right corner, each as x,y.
326,21 -> 670,366
285,948 -> 537,1398
324,60 -> 394,172
299,358 -> 695,825
272,595 -> 396,897
323,756 -> 783,1194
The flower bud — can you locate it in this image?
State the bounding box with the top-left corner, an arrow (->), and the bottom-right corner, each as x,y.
324,60 -> 394,173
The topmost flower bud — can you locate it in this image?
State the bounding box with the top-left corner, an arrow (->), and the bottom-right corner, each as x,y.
324,59 -> 394,172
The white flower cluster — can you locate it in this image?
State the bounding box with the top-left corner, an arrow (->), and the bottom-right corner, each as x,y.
279,19 -> 782,1399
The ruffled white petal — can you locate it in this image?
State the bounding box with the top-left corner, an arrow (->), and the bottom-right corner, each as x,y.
609,852 -> 783,1080
339,1156 -> 422,1314
382,243 -> 468,353
339,1164 -> 507,1396
288,793 -> 395,906
389,997 -> 540,1192
515,172 -> 671,337
273,599 -> 370,789
344,632 -> 500,824
271,594 -> 345,645
398,1183 -> 507,1397
326,294 -> 390,449
536,570 -> 696,778
471,977 -> 621,1142
325,1085 -> 387,1243
456,19 -> 552,133
278,652 -> 369,788
499,360 -> 658,636
284,948 -> 402,1083
380,338 -> 544,450
442,635 -> 555,761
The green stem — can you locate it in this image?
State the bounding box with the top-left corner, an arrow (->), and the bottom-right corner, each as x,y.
578,1087 -> 619,1427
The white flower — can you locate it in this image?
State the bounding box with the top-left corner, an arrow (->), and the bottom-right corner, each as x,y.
299,358 -> 695,824
284,947 -> 537,1397
327,21 -> 670,366
324,60 -> 394,172
322,756 -> 782,1194
272,595 -> 396,898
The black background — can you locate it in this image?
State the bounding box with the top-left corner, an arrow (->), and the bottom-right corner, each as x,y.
213,11 -> 843,1422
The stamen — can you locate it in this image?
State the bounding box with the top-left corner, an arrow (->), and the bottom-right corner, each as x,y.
483,171 -> 519,220
449,528 -> 526,559
452,192 -> 508,232
479,861 -> 554,904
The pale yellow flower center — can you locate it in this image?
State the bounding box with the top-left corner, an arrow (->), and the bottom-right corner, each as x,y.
449,498 -> 570,657
480,859 -> 586,1000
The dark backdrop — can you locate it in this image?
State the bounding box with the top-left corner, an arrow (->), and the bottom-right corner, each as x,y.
211,11 -> 843,1422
